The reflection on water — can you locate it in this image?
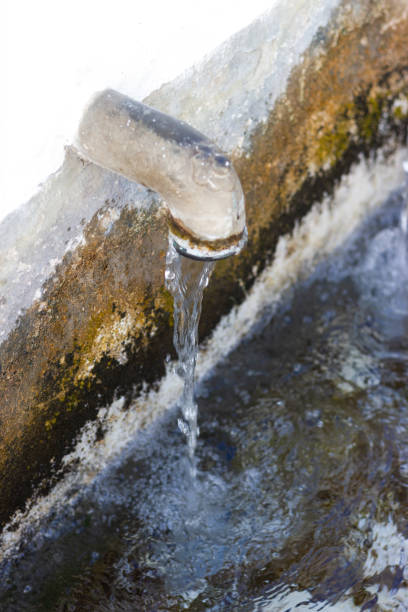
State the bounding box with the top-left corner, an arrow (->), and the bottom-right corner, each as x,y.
1,186 -> 408,611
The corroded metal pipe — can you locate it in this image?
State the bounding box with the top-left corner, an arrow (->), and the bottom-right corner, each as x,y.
74,89 -> 246,260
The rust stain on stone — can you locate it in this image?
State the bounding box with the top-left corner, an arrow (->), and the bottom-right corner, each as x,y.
203,1 -> 408,337
0,0 -> 408,525
235,2 -> 408,253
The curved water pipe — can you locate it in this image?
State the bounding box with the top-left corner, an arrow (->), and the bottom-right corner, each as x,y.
74,89 -> 247,260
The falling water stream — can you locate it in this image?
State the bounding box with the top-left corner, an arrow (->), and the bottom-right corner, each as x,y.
165,239 -> 215,476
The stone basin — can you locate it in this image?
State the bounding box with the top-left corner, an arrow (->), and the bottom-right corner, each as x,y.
0,0 -> 407,527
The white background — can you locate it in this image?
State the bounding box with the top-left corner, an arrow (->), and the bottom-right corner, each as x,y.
2,0 -> 274,224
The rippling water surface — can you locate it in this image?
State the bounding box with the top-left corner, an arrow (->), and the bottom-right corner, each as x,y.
1,187 -> 408,611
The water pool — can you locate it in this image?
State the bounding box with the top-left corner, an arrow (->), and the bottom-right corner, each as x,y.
1,183 -> 408,611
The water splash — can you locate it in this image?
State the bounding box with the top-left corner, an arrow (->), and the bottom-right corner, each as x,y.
165,239 -> 214,475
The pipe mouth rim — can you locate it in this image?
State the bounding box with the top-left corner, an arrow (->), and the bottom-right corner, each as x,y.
167,213 -> 247,261
170,227 -> 247,261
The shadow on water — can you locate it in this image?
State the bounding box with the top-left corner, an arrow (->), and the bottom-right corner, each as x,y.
1,185 -> 408,611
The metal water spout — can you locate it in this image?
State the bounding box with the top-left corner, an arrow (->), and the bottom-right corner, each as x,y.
74,89 -> 247,260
